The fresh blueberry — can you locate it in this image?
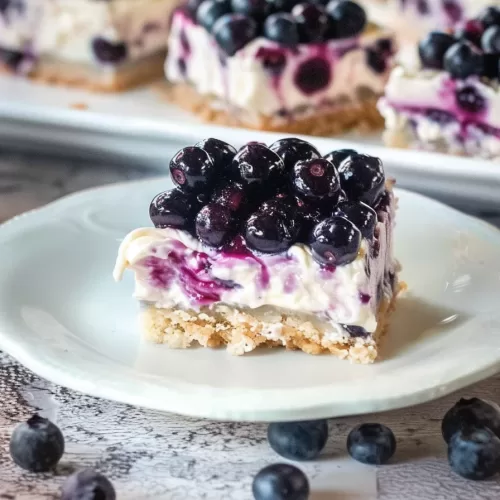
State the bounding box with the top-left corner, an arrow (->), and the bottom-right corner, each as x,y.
245,210 -> 299,253
444,41 -> 484,79
455,85 -> 486,114
212,182 -> 247,212
10,415 -> 65,472
196,0 -> 231,32
264,13 -> 300,47
482,53 -> 500,78
347,423 -> 396,465
295,196 -> 322,239
323,148 -> 357,169
92,38 -> 127,64
333,201 -> 377,239
337,154 -> 385,206
213,13 -> 258,56
195,137 -> 237,172
149,189 -> 198,229
442,398 -> 500,444
292,2 -> 329,43
259,196 -> 297,218
478,6 -> 500,29
310,216 -> 361,265
448,428 -> 500,480
268,420 -> 329,461
326,0 -> 367,38
294,57 -> 331,94
196,203 -> 234,247
269,138 -> 320,171
482,25 -> 500,53
454,20 -> 484,48
187,0 -> 205,16
61,469 -> 116,500
418,31 -> 455,70
231,143 -> 285,189
252,463 -> 309,500
231,0 -> 273,21
269,0 -> 300,12
291,158 -> 340,201
170,146 -> 216,192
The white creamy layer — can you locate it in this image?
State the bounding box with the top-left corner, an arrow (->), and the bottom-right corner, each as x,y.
0,0 -> 177,65
114,208 -> 395,333
165,12 -> 392,117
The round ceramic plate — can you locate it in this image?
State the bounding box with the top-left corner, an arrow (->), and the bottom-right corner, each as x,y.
1,179 -> 500,422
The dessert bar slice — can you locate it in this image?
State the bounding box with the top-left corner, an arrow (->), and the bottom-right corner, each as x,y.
0,0 -> 180,91
378,6 -> 500,159
114,138 -> 400,363
164,0 -> 395,134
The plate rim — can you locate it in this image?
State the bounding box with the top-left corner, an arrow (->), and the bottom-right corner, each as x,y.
1,179 -> 500,421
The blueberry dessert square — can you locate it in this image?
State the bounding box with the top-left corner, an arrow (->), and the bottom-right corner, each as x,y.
114,138 -> 400,364
0,0 -> 180,91
378,6 -> 500,159
163,0 -> 396,134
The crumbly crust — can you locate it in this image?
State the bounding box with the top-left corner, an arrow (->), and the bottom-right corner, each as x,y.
159,82 -> 384,135
0,51 -> 166,92
140,283 -> 402,364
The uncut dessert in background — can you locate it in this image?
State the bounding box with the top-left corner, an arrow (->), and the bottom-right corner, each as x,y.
164,0 -> 395,134
0,0 -> 180,91
378,5 -> 500,159
360,0 -> 500,47
114,138 -> 400,364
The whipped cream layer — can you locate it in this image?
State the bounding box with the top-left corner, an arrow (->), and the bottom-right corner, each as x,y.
379,66 -> 500,158
165,10 -> 393,119
114,193 -> 396,334
0,0 -> 177,70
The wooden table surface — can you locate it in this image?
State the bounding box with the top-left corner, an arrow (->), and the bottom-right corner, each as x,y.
1,150 -> 500,500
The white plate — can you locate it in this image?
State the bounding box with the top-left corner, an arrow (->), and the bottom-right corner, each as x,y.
0,75 -> 499,209
1,180 -> 500,422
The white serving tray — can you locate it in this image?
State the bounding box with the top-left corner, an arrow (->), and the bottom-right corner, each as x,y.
0,74 -> 499,209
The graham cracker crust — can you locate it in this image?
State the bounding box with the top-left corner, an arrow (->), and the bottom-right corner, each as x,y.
1,51 -> 166,92
140,284 -> 401,364
160,83 -> 384,135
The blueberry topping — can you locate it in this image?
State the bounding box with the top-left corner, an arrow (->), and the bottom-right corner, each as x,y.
267,420 -> 329,461
326,0 -> 367,38
231,143 -> 285,188
196,0 -> 231,31
323,148 -> 357,168
92,38 -> 127,64
478,6 -> 500,29
448,428 -> 500,480
482,53 -> 500,79
10,415 -> 65,472
366,47 -> 387,74
0,47 -> 24,70
195,137 -> 237,171
442,398 -> 500,444
256,47 -> 288,75
337,154 -> 385,206
269,138 -> 320,171
187,0 -> 205,16
294,57 -> 331,95
442,0 -> 462,24
482,25 -> 500,54
170,146 -> 216,192
264,13 -> 300,47
61,469 -> 116,500
291,158 -> 340,201
292,3 -> 329,42
260,196 -> 297,218
347,423 -> 396,465
455,85 -> 486,114
212,13 -> 258,56
196,203 -> 234,247
333,200 -> 377,239
310,216 -> 361,265
342,324 -> 369,337
269,0 -> 300,12
454,20 -> 484,48
443,41 -> 484,79
212,182 -> 247,212
245,209 -> 299,253
252,464 -> 310,500
418,31 -> 455,70
149,189 -> 198,229
231,0 -> 272,20
295,196 -> 322,239
416,0 -> 429,15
